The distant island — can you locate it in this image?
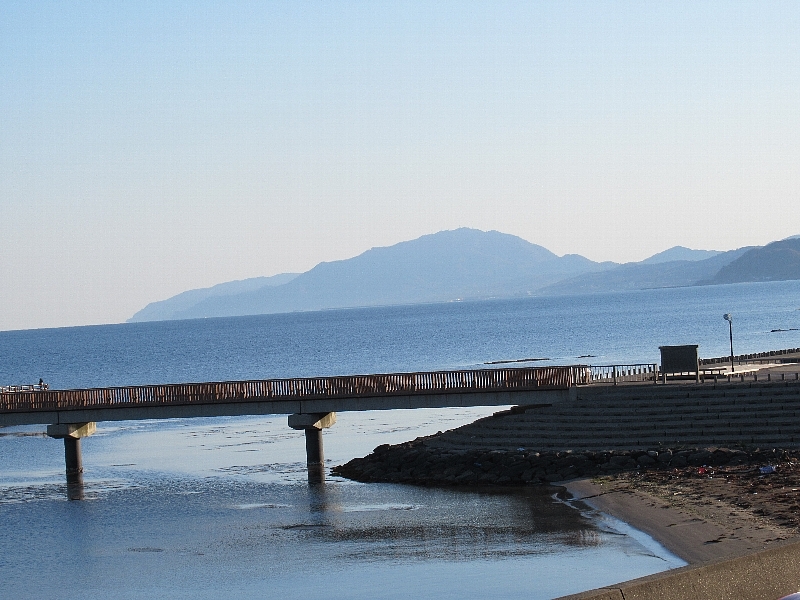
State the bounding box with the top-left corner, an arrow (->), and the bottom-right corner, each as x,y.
128,229 -> 800,323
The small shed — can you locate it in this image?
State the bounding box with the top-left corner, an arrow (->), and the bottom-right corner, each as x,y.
659,345 -> 700,383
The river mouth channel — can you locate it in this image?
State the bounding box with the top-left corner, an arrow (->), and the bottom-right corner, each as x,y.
0,410 -> 684,599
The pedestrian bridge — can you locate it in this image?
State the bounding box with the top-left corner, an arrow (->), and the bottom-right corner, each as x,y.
0,365 -> 596,427
0,364 -> 656,491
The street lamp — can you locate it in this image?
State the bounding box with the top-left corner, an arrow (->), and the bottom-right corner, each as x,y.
723,313 -> 734,373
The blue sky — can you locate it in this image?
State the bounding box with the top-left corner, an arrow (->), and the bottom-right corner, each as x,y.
1,1 -> 799,330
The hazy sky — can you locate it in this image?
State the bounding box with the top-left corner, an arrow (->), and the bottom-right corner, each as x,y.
2,1 -> 799,331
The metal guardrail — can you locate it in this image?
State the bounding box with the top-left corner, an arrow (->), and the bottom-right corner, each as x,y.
700,347 -> 800,367
718,371 -> 800,383
0,366 -> 581,414
0,384 -> 49,393
585,364 -> 659,385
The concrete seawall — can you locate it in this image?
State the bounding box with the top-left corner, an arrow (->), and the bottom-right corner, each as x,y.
557,539 -> 800,600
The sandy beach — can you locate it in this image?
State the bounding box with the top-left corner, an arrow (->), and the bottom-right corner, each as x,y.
565,457 -> 800,565
557,460 -> 800,599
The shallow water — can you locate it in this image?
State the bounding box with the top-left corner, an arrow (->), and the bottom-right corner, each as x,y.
0,411 -> 685,599
0,484 -> 669,600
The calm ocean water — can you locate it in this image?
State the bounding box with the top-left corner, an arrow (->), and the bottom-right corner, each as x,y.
2,280 -> 800,389
2,281 -> 799,598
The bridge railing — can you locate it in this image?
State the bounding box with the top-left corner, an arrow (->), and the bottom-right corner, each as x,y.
0,365 -> 583,413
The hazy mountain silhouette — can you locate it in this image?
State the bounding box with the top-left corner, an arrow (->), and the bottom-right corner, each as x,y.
639,246 -> 722,264
129,273 -> 299,322
704,238 -> 800,284
128,230 -> 800,322
129,229 -> 614,321
538,248 -> 751,296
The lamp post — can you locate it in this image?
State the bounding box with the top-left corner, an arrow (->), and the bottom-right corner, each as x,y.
723,313 -> 734,373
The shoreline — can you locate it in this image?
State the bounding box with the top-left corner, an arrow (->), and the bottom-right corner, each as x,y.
557,475 -> 800,600
334,438 -> 800,578
563,476 -> 794,565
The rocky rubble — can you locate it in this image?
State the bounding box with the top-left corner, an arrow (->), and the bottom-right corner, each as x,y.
332,439 -> 797,486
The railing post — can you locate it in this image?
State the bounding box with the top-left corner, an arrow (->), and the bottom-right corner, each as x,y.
612,366 -> 617,386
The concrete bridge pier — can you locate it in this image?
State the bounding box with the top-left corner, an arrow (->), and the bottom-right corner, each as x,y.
288,413 -> 336,484
46,422 -> 96,499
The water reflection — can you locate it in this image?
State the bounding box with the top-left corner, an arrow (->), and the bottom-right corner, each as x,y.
65,475 -> 85,501
307,480 -> 336,513
281,483 -> 605,563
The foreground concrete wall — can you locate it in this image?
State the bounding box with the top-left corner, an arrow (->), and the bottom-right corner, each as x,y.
558,538 -> 800,600
0,388 -> 572,427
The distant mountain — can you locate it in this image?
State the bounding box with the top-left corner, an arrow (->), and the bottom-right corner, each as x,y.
128,230 -> 800,322
537,248 -> 752,296
640,246 -> 722,265
130,229 -> 615,322
129,273 -> 300,322
704,238 -> 800,285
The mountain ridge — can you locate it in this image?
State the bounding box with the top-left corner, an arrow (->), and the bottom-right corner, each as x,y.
704,238 -> 800,285
639,246 -> 722,265
128,229 -> 798,323
538,248 -> 752,297
156,229 -> 614,320
129,273 -> 300,323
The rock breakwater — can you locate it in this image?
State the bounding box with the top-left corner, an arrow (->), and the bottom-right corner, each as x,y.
332,439 -> 796,486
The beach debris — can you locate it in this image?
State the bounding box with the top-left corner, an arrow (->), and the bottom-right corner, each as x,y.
760,465 -> 776,474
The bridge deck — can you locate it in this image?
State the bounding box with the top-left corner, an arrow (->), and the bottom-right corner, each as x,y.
0,365 -> 597,426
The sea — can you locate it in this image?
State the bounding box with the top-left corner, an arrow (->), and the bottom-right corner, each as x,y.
2,280 -> 799,599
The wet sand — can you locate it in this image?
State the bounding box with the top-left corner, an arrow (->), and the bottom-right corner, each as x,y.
565,458 -> 800,564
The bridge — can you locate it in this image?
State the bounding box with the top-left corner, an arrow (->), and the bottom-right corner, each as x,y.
5,353 -> 796,494
1,364 -> 661,489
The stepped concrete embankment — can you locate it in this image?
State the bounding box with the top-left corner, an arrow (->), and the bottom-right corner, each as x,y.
333,379 -> 800,485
